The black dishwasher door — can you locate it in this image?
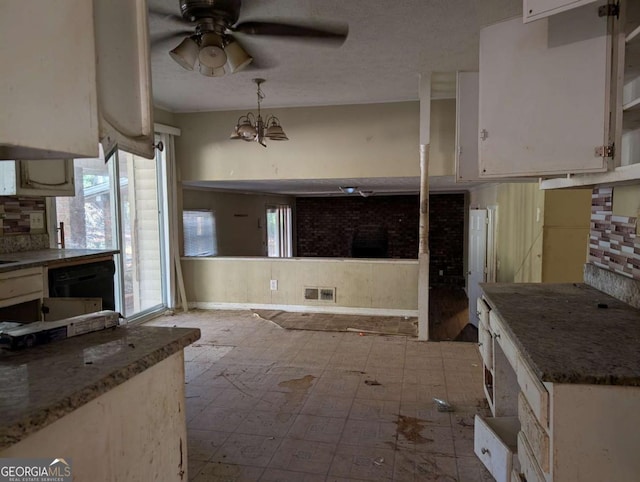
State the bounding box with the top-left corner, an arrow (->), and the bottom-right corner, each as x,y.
48,260 -> 116,311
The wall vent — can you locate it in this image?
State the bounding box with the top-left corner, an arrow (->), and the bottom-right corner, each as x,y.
304,287 -> 336,303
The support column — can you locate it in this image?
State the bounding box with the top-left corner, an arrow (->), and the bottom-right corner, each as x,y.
418,74 -> 431,341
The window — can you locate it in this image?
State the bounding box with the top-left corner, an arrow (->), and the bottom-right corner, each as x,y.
266,205 -> 292,257
183,210 -> 217,256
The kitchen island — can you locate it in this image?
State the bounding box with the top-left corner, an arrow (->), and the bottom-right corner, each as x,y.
0,324 -> 200,481
475,282 -> 640,482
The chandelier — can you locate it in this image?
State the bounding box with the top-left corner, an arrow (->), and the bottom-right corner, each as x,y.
230,79 -> 289,147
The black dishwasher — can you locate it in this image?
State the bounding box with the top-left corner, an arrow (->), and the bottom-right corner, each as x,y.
48,260 -> 116,311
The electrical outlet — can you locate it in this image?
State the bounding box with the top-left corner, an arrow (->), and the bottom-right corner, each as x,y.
270,279 -> 278,291
30,212 -> 44,230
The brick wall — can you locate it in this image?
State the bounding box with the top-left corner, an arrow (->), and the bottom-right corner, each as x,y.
295,193 -> 465,286
589,187 -> 640,279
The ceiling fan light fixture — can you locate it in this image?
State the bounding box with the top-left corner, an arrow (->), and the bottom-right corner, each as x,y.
169,37 -> 199,71
224,40 -> 253,73
198,63 -> 225,77
339,186 -> 358,194
265,118 -> 288,140
198,32 -> 227,68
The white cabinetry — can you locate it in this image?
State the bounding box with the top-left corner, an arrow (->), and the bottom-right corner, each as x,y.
0,1 -> 99,160
479,2 -> 612,178
0,160 -> 75,197
0,0 -> 154,161
455,72 -> 481,182
523,0 -> 599,23
476,291 -> 640,481
94,0 -> 155,159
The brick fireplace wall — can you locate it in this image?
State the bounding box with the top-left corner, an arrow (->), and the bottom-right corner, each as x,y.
295,193 -> 465,286
589,187 -> 640,279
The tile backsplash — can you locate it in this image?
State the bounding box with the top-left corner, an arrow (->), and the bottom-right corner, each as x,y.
589,187 -> 640,279
0,196 -> 49,253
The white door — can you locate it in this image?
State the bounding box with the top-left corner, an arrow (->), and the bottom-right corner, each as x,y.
479,2 -> 611,177
468,209 -> 487,326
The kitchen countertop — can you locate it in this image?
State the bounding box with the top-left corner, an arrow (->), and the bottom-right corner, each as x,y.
0,248 -> 118,273
480,283 -> 640,386
0,325 -> 200,449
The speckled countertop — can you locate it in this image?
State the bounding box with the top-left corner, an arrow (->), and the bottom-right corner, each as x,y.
480,283 -> 640,386
0,325 -> 200,449
0,248 -> 119,273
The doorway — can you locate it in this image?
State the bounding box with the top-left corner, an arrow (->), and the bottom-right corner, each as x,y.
52,142 -> 170,321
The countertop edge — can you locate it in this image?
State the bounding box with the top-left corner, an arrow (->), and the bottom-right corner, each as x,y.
0,327 -> 200,450
0,249 -> 120,274
480,283 -> 640,387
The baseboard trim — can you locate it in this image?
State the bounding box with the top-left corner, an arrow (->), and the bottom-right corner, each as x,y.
188,302 -> 418,318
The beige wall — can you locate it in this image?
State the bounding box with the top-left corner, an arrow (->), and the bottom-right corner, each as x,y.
154,107 -> 176,126
471,183 -> 590,283
541,188 -> 591,282
181,257 -> 419,314
182,188 -> 294,256
172,101 -> 455,182
612,184 -> 640,218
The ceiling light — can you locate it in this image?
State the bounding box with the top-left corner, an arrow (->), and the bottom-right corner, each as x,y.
198,32 -> 227,68
339,187 -> 358,194
229,79 -> 289,147
224,39 -> 253,73
169,37 -> 199,71
198,64 -> 225,77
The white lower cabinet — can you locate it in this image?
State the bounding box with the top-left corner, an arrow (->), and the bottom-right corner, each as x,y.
474,415 -> 520,482
518,432 -> 546,482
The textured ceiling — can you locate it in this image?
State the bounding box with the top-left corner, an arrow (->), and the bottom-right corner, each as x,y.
149,0 -> 522,112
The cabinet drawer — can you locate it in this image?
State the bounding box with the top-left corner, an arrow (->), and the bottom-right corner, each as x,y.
517,431 -> 546,482
518,392 -> 549,473
477,297 -> 491,329
474,415 -> 520,482
477,298 -> 493,366
0,267 -> 44,308
490,311 -> 518,369
511,469 -> 524,482
517,355 -> 549,428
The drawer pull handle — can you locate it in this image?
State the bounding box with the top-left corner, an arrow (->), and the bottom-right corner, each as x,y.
494,333 -> 501,339
481,447 -> 490,455
476,311 -> 481,317
478,342 -> 483,347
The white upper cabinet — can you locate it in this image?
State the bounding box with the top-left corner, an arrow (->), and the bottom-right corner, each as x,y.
0,160 -> 75,197
479,2 -> 612,178
0,1 -> 99,160
94,0 -> 155,159
455,72 -> 481,182
523,0 -> 600,23
0,1 -> 154,161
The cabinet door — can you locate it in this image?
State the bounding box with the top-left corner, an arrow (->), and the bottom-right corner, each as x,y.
0,160 -> 75,197
455,72 -> 481,182
94,0 -> 155,159
0,1 -> 99,160
524,0 -> 600,23
479,3 -> 611,177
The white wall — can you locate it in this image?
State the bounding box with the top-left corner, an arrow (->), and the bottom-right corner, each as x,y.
182,257 -> 419,315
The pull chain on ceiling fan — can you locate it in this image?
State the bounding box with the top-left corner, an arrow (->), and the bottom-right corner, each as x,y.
151,0 -> 349,77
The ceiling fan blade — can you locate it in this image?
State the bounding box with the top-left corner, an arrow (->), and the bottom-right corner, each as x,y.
231,21 -> 348,44
150,30 -> 193,46
148,8 -> 189,27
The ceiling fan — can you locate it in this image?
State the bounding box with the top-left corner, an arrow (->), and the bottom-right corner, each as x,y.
151,0 -> 349,77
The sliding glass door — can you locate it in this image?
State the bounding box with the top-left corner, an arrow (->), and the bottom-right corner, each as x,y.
54,141 -> 169,320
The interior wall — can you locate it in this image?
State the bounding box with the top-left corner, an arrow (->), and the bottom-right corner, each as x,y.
182,188 -> 294,256
295,195 -> 419,259
429,193 -> 466,287
495,183 -> 545,282
172,101 -> 455,182
153,107 -> 176,126
181,257 -> 419,314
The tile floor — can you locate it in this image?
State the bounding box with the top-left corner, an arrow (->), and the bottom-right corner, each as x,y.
146,309 -> 493,481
